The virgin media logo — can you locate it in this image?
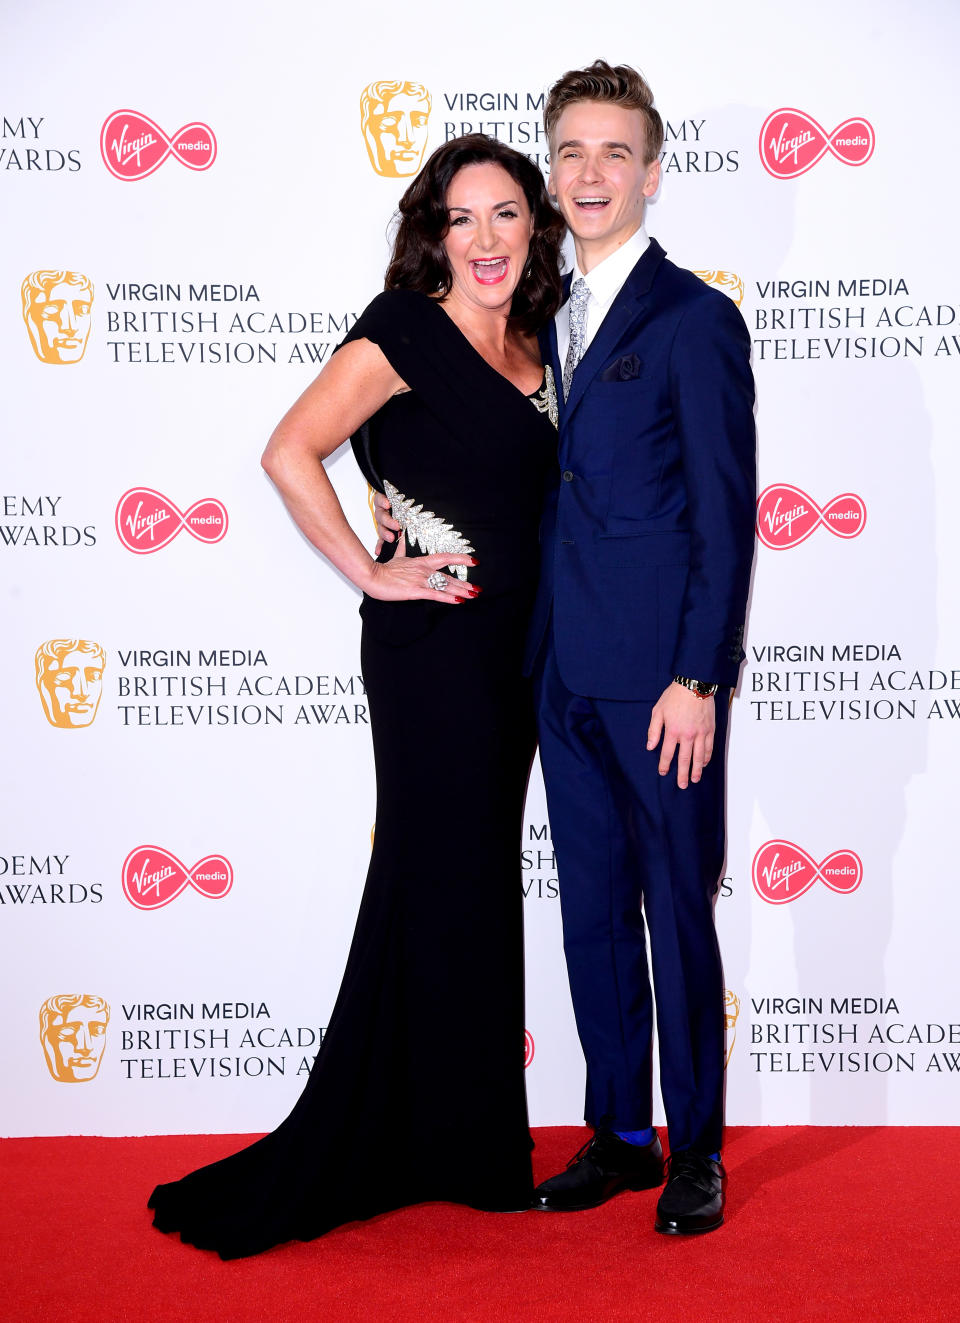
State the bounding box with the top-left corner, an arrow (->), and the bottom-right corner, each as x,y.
100,111 -> 217,181
524,1029 -> 535,1069
752,841 -> 862,905
759,109 -> 874,179
756,484 -> 866,549
122,846 -> 233,910
115,488 -> 228,553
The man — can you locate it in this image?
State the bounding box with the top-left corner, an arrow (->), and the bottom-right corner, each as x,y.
35,638 -> 106,728
39,994 -> 110,1082
373,61 -> 755,1234
22,270 -> 94,364
525,60 -> 755,1234
360,80 -> 432,178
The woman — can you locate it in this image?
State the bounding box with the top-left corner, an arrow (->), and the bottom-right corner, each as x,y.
148,135 -> 564,1258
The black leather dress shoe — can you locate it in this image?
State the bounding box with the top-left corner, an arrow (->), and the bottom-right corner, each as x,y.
533,1129 -> 664,1211
655,1150 -> 725,1234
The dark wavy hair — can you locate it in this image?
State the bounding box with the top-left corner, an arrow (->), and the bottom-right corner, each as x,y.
385,134 -> 565,336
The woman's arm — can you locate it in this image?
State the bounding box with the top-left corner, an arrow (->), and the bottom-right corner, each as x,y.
261,338 -> 475,602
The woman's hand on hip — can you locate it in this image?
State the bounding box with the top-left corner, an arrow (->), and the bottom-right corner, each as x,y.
364,532 -> 479,604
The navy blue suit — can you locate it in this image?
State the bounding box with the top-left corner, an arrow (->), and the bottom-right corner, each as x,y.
526,238 -> 755,1154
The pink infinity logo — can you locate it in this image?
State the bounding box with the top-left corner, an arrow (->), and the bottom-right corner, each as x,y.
759,108 -> 875,179
100,110 -> 217,181
122,846 -> 233,910
756,483 -> 866,550
115,488 -> 228,553
524,1030 -> 535,1069
753,840 -> 862,905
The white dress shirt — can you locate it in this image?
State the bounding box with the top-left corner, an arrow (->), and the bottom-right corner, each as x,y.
556,224 -> 650,367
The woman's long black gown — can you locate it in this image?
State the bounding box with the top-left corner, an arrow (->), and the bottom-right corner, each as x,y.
148,290 -> 558,1258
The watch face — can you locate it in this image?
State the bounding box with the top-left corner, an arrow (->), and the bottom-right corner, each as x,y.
674,676 -> 716,697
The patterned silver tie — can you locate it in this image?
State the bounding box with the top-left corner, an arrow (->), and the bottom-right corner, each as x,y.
562,277 -> 590,401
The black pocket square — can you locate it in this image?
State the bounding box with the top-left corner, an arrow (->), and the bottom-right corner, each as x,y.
600,353 -> 644,382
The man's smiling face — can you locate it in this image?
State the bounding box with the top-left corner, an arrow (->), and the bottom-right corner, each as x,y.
549,101 -> 660,269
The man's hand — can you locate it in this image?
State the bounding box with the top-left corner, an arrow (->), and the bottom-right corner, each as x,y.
373,490 -> 401,554
647,683 -> 716,789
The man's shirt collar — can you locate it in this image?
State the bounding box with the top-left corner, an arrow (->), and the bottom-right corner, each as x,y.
573,224 -> 650,310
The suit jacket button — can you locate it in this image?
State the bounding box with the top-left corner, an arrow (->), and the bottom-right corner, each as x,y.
562,470 -> 574,482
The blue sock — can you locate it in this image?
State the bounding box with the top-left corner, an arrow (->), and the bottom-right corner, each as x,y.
614,1127 -> 654,1146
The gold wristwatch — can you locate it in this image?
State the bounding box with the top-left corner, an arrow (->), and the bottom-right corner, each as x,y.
674,675 -> 718,699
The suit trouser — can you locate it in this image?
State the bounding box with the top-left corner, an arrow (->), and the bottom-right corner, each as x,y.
534,628 -> 727,1155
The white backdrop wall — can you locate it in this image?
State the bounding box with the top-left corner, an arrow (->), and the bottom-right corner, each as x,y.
2,0 -> 958,1137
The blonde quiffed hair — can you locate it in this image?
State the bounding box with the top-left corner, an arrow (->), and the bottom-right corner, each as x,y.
544,59 -> 664,164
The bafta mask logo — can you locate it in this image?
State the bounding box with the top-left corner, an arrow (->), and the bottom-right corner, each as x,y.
22,270 -> 94,364
36,639 -> 106,729
524,1029 -> 535,1069
694,270 -> 745,307
40,994 -> 110,1083
723,989 -> 741,1068
361,80 -> 431,177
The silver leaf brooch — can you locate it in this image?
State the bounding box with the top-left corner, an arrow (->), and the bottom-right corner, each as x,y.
382,479 -> 475,581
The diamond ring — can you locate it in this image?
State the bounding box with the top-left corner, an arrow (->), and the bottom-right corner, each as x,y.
427,571 -> 448,591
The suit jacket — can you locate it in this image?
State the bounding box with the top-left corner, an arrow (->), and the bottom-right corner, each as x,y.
525,238 -> 756,699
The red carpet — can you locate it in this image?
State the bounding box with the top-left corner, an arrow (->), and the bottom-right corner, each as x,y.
3,1126 -> 957,1322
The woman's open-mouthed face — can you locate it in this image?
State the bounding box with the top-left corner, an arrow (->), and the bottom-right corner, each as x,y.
441,161 -> 534,316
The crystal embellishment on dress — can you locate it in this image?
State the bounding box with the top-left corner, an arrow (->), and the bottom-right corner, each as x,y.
530,364 -> 559,429
383,479 -> 475,580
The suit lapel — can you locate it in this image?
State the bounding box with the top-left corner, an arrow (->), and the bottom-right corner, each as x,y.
562,238 -> 667,422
